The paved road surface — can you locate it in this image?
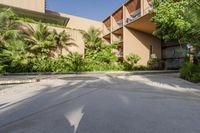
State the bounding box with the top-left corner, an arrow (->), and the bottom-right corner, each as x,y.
0,74 -> 200,133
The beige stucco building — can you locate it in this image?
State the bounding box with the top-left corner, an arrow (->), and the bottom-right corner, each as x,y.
102,0 -> 161,65
0,0 -> 183,68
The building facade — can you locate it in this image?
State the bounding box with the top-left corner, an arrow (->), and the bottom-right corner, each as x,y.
102,0 -> 161,65
102,0 -> 185,68
0,0 -> 184,69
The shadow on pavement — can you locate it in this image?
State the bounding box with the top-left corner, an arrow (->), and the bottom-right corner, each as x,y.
0,74 -> 200,133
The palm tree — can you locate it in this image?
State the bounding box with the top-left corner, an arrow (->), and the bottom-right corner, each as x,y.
52,30 -> 72,55
0,8 -> 23,47
81,27 -> 102,50
23,23 -> 56,57
0,8 -> 28,72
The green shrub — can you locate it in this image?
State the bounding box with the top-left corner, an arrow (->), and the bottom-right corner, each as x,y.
122,61 -> 148,71
0,64 -> 6,73
127,54 -> 141,65
84,62 -> 123,71
30,53 -> 84,72
122,61 -> 133,71
147,54 -> 163,70
133,65 -> 148,71
191,73 -> 200,83
65,52 -> 84,72
180,62 -> 200,83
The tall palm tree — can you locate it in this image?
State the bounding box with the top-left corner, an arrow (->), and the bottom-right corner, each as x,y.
81,27 -> 102,50
23,23 -> 56,57
0,8 -> 28,72
52,30 -> 72,55
0,8 -> 23,47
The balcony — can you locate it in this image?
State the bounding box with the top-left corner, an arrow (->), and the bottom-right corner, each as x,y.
115,36 -> 123,43
103,17 -> 111,36
126,13 -> 156,34
112,7 -> 123,31
113,19 -> 123,31
103,33 -> 111,43
103,26 -> 111,36
143,0 -> 153,15
112,28 -> 123,43
126,8 -> 141,24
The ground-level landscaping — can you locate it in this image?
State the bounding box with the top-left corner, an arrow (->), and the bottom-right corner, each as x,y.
0,8 -> 162,74
0,0 -> 200,83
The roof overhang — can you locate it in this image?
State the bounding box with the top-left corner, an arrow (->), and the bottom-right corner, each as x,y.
0,4 -> 70,26
126,13 -> 156,34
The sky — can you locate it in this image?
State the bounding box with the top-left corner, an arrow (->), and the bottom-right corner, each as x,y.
46,0 -> 127,21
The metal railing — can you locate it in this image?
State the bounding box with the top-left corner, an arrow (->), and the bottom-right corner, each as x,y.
126,9 -> 141,24
143,1 -> 153,14
113,20 -> 123,31
103,26 -> 111,35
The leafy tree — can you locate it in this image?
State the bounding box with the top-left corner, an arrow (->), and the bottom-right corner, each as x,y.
152,0 -> 200,62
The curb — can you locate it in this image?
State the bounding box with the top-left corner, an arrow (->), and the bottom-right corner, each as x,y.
0,70 -> 179,85
0,79 -> 40,85
3,70 -> 179,76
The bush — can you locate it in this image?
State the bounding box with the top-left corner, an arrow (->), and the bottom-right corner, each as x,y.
31,53 -> 84,72
147,54 -> 163,70
127,54 -> 141,65
65,52 -> 84,72
133,65 -> 148,71
180,62 -> 200,83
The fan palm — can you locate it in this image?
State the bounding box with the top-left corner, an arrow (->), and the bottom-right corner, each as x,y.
0,8 -> 28,72
81,27 -> 102,50
52,30 -> 72,55
0,40 -> 32,72
23,23 -> 56,57
0,8 -> 23,47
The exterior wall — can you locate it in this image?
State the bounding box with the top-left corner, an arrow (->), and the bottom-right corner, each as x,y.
102,0 -> 162,66
51,27 -> 85,56
59,13 -> 102,31
0,0 -> 45,13
123,27 -> 161,65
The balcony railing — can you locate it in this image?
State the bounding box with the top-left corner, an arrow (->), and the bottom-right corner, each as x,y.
113,19 -> 123,31
117,36 -> 123,43
103,26 -> 111,35
126,8 -> 141,24
144,1 -> 153,14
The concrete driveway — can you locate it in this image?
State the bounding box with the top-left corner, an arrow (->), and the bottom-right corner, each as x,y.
0,73 -> 200,133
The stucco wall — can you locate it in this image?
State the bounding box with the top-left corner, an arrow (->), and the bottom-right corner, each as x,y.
0,0 -> 45,13
123,27 -> 161,65
59,13 -> 102,31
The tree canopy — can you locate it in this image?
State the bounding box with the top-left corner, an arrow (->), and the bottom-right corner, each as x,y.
152,0 -> 200,52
